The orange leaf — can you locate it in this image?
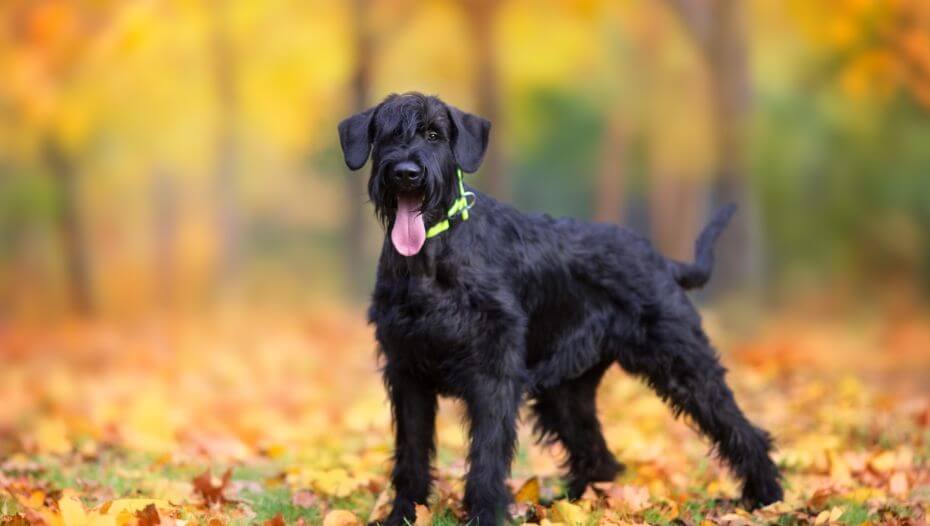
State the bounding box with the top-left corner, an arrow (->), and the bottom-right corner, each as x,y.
193,468 -> 233,506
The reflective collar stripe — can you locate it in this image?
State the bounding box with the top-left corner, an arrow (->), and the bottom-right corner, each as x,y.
425,168 -> 473,239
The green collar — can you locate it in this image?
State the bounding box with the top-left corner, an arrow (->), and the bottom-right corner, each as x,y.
425,168 -> 474,238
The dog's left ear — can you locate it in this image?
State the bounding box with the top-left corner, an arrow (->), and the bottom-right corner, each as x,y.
446,104 -> 490,173
338,108 -> 375,170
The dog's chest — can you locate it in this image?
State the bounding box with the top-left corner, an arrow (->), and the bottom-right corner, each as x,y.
370,275 -> 491,389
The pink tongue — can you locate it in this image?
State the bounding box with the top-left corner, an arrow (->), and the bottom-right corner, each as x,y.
391,195 -> 426,256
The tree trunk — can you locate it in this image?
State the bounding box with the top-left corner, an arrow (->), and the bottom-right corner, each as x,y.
705,0 -> 762,294
210,0 -> 241,292
345,0 -> 373,298
664,0 -> 762,295
43,138 -> 94,317
151,167 -> 179,309
594,111 -> 627,224
462,0 -> 506,199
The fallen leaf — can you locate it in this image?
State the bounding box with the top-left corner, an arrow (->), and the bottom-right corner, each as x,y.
135,504 -> 161,526
513,477 -> 541,504
414,504 -> 431,526
604,484 -> 649,512
366,488 -> 391,524
718,513 -> 753,526
102,499 -> 171,516
35,418 -> 71,455
869,451 -> 896,473
551,500 -> 587,525
889,471 -> 908,497
193,468 -> 233,506
263,514 -> 285,526
322,510 -> 360,526
0,515 -> 29,526
828,450 -> 852,484
60,496 -> 87,526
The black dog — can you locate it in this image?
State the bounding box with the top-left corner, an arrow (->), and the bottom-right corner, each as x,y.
339,92 -> 782,525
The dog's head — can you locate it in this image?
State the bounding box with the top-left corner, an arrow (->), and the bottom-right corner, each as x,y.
338,92 -> 490,256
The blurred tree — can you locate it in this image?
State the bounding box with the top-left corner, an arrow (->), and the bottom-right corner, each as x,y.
0,0 -> 124,316
460,0 -> 507,199
209,0 -> 242,293
150,166 -> 179,309
594,109 -> 627,224
42,137 -> 93,316
345,0 -> 374,297
664,0 -> 764,293
788,0 -> 930,110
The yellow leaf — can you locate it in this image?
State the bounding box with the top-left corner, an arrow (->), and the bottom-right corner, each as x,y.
814,510 -> 830,524
310,468 -> 365,498
25,490 -> 46,509
829,506 -> 844,522
869,451 -> 896,473
551,500 -> 587,526
85,513 -> 116,526
514,477 -> 541,504
844,487 -> 886,504
828,450 -> 852,484
414,504 -> 432,526
59,496 -> 87,526
36,418 -> 71,455
322,510 -> 360,526
101,499 -> 171,517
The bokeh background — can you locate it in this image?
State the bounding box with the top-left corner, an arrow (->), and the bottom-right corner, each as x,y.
2,0 -> 929,317
1,1 -> 930,524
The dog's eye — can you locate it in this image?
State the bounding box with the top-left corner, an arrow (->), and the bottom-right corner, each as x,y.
426,130 -> 440,142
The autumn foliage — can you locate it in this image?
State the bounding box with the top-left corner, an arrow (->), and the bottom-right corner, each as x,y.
1,308 -> 929,525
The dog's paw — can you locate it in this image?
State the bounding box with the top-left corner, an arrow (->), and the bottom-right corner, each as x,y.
741,477 -> 784,510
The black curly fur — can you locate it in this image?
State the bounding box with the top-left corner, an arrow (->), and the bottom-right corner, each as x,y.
338,92 -> 783,526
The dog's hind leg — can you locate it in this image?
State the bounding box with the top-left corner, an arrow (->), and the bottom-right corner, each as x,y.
531,359 -> 624,499
619,307 -> 783,508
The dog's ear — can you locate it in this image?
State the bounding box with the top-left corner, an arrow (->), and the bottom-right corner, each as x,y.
446,104 -> 490,173
338,108 -> 375,170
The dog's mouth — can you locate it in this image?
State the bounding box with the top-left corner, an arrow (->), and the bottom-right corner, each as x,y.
391,192 -> 426,257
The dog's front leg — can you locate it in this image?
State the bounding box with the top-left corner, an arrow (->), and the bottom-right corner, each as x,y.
463,374 -> 521,525
380,371 -> 438,526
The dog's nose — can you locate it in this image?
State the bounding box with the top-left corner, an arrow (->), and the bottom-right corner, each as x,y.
392,161 -> 422,184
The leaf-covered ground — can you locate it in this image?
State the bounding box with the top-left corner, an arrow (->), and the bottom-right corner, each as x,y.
1,308 -> 929,525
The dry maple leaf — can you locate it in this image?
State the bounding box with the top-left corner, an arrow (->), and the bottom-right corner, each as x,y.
263,513 -> 286,526
135,503 -> 161,526
193,468 -> 233,506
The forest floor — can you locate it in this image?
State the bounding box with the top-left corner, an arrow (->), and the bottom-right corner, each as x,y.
0,306 -> 929,525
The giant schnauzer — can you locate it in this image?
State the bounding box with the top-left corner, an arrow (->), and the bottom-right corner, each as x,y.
338,92 -> 782,525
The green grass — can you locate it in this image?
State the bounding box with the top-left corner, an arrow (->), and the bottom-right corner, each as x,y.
838,502 -> 872,526
241,487 -> 320,524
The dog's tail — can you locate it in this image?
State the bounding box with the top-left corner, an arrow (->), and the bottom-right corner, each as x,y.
666,203 -> 737,290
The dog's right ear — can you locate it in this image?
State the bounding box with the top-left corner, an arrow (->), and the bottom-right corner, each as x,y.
338,108 -> 375,170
